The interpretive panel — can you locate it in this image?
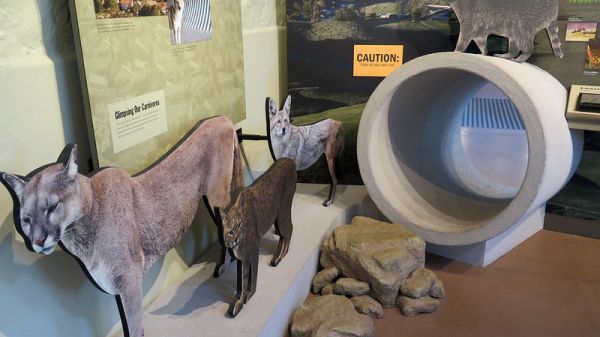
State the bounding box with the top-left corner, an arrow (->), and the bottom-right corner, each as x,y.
70,0 -> 245,173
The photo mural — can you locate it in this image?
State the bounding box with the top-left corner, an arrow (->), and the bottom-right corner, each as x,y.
287,0 -> 600,220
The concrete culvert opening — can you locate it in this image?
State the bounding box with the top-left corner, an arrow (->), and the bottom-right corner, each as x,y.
358,53 -> 583,246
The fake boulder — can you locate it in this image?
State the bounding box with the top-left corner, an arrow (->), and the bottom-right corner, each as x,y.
290,295 -> 374,337
320,216 -> 426,308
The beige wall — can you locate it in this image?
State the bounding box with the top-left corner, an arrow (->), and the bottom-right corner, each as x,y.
0,1 -> 285,336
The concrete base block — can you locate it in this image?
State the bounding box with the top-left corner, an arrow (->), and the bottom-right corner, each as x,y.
427,205 -> 545,267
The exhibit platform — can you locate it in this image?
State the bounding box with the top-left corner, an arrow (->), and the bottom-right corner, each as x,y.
125,184 -> 383,337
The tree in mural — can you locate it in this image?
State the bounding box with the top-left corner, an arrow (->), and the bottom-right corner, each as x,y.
94,0 -> 104,13
104,0 -> 119,11
409,0 -> 448,21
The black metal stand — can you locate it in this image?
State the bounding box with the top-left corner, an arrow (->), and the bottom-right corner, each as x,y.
235,97 -> 278,162
237,132 -> 268,142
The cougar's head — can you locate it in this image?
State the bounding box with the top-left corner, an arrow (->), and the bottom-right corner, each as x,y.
221,198 -> 244,249
1,145 -> 82,255
269,96 -> 291,138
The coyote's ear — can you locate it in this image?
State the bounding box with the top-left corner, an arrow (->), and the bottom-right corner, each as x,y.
268,97 -> 278,115
1,173 -> 26,199
283,95 -> 292,115
60,144 -> 78,181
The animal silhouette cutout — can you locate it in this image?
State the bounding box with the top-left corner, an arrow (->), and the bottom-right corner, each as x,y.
268,96 -> 343,206
221,158 -> 296,317
0,116 -> 243,337
449,0 -> 564,62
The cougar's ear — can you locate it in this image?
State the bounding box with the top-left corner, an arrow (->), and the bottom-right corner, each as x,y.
60,144 -> 78,181
268,97 -> 278,115
57,144 -> 76,165
283,95 -> 292,115
1,173 -> 26,199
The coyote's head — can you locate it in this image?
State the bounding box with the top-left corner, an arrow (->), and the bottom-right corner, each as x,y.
269,95 -> 291,139
1,145 -> 83,255
221,196 -> 245,249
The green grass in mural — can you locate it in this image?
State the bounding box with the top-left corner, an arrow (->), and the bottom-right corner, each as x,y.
298,89 -> 370,107
377,20 -> 450,31
293,104 -> 365,185
365,2 -> 400,17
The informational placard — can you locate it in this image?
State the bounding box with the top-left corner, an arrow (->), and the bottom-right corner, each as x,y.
69,0 -> 245,173
353,45 -> 404,77
108,90 -> 168,153
529,0 -> 600,87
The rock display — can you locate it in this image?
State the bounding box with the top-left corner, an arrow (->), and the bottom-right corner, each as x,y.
297,216 -> 444,333
321,284 -> 335,296
333,278 -> 370,297
400,268 -> 437,299
430,277 -> 446,299
290,295 -> 374,337
396,296 -> 440,317
312,267 -> 339,293
320,216 -> 426,308
351,296 -> 384,319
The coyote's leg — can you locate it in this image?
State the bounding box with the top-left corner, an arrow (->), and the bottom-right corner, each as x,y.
229,259 -> 249,317
323,153 -> 337,207
323,124 -> 341,207
116,274 -> 144,337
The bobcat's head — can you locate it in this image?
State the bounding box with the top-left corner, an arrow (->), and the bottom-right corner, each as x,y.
269,95 -> 291,139
1,145 -> 83,255
221,197 -> 245,249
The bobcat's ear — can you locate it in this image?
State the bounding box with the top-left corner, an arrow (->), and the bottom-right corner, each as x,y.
268,97 -> 278,115
283,95 -> 292,115
1,173 -> 26,199
60,144 -> 78,181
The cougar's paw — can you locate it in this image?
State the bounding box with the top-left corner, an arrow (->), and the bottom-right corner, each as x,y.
228,299 -> 244,317
322,199 -> 333,207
